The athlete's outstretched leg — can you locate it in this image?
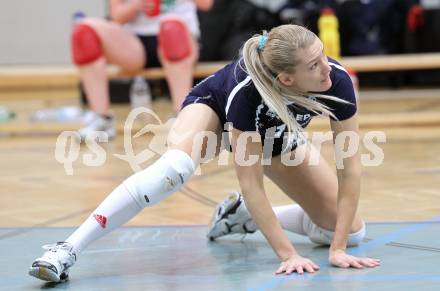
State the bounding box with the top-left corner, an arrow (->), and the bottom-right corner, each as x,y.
29,104 -> 221,282
72,18 -> 145,140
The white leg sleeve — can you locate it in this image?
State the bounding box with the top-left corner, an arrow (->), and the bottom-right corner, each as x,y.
243,204 -> 309,235
66,149 -> 194,254
122,149 -> 195,208
66,183 -> 142,254
302,213 -> 366,247
243,202 -> 365,247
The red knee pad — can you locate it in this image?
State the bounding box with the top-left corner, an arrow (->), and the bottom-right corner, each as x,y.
144,0 -> 161,17
159,19 -> 191,62
71,23 -> 102,65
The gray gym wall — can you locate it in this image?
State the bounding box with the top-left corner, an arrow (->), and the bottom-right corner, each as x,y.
0,0 -> 106,65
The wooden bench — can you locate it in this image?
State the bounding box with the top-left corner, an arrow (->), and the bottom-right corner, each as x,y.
1,53 -> 440,135
1,53 -> 440,90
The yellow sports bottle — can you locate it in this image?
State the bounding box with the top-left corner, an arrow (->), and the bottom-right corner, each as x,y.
318,8 -> 340,60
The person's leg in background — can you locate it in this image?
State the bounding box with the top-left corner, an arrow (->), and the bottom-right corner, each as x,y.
71,18 -> 146,139
158,17 -> 199,113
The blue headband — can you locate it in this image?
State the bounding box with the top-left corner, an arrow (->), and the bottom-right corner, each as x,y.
258,35 -> 267,51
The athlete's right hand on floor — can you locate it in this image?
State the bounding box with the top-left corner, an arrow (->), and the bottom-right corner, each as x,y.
329,249 -> 381,269
275,254 -> 320,275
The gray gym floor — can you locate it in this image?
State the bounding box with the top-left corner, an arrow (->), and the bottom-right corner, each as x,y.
1,221 -> 439,291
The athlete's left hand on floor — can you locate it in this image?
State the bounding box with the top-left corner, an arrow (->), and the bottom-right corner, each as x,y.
275,254 -> 320,275
329,249 -> 380,268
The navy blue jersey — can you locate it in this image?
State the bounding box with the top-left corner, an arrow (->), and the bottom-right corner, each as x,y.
182,57 -> 357,155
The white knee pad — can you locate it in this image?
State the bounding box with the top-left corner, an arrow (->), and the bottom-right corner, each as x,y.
122,149 -> 195,208
303,214 -> 366,247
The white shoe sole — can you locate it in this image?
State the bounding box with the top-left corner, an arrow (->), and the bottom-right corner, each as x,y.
207,218 -> 229,241
28,262 -> 68,282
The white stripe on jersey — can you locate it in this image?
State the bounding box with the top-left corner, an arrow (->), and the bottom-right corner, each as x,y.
225,75 -> 252,115
329,62 -> 348,74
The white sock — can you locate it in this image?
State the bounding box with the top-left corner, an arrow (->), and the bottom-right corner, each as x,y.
246,202 -> 365,245
273,204 -> 307,235
66,183 -> 142,254
238,203 -> 306,235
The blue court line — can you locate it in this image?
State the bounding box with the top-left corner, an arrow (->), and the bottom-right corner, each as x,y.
248,215 -> 440,291
3,274 -> 219,289
5,273 -> 440,290
349,218 -> 440,256
249,273 -> 440,284
308,273 -> 440,283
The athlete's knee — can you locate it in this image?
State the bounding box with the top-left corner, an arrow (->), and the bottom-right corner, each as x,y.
303,214 -> 366,246
302,214 -> 333,245
347,221 -> 366,247
159,18 -> 192,62
122,149 -> 195,208
71,23 -> 103,65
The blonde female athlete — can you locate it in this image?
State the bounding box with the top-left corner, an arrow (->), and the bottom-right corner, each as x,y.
29,24 -> 379,282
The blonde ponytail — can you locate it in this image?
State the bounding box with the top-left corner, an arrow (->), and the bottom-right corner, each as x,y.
241,24 -> 348,134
